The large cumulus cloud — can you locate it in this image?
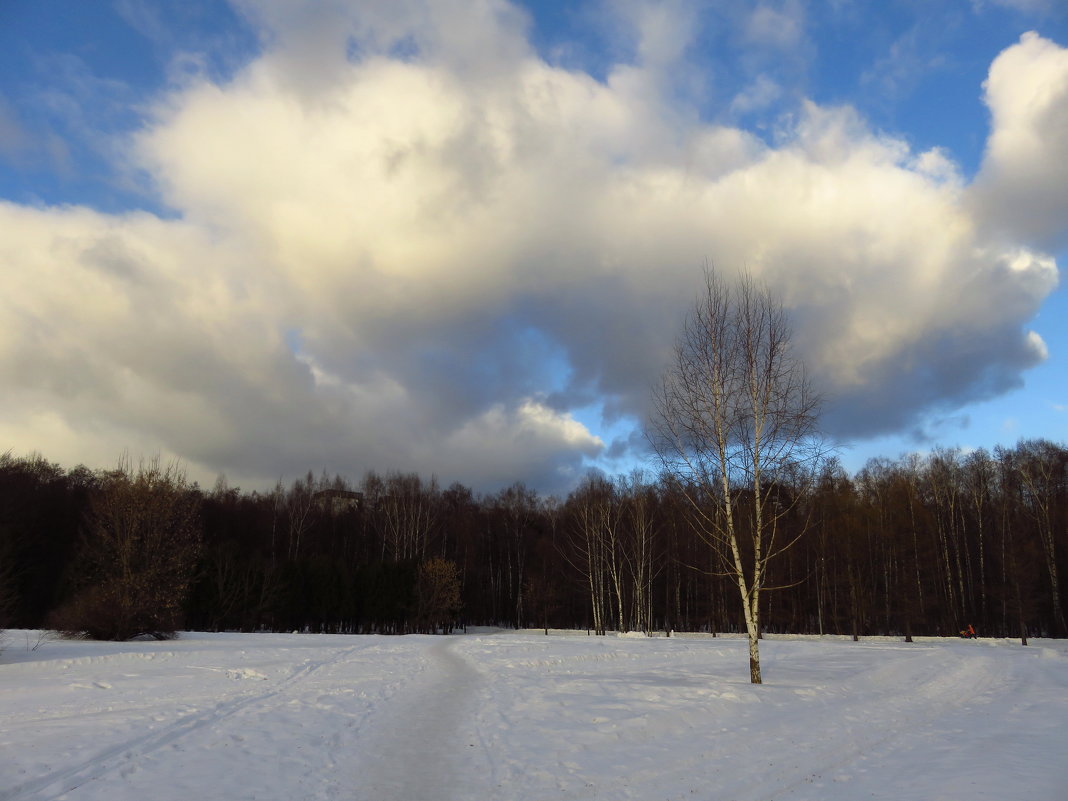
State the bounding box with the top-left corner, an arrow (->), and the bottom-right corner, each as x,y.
0,3 -> 1063,491
969,31 -> 1068,251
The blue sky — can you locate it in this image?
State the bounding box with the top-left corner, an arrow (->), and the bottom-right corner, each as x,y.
1,0 -> 1066,492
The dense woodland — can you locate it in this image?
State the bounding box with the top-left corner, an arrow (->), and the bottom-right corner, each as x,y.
0,439 -> 1065,641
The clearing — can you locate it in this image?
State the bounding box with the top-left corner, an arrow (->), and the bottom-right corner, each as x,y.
1,630 -> 1066,800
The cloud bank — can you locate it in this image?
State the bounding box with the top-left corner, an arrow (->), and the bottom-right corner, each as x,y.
0,3 -> 1063,491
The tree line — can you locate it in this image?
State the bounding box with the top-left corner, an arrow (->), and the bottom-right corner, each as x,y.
0,439 -> 1064,642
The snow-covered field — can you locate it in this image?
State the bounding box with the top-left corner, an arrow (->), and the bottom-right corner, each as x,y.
1,630 -> 1066,801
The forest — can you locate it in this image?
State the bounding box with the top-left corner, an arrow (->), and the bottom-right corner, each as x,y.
0,439 -> 1065,642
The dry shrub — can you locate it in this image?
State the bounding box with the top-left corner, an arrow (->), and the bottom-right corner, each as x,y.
415,557 -> 461,634
49,457 -> 202,641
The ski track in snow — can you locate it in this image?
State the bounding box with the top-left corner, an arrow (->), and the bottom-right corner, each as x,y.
1,632 -> 1066,801
0,643 -> 369,801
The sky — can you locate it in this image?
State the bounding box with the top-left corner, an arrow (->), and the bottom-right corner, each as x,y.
1,0 -> 1066,495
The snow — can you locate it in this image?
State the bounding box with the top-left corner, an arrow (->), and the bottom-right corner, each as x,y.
1,630 -> 1066,800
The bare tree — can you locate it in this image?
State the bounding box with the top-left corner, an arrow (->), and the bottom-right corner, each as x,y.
493,482 -> 538,628
415,557 -> 461,634
524,572 -> 560,634
267,471 -> 326,563
380,473 -> 440,562
963,449 -> 995,632
1014,439 -> 1066,637
563,476 -> 615,635
0,541 -> 13,653
619,471 -> 663,634
650,268 -> 823,683
50,456 -> 202,641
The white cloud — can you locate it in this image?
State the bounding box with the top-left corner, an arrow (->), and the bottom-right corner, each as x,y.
745,2 -> 805,51
1026,330 -> 1049,361
0,5 -> 1062,491
0,94 -> 29,158
444,399 -> 604,487
969,31 -> 1068,250
859,25 -> 947,102
616,0 -> 699,68
981,0 -> 1056,13
730,74 -> 783,116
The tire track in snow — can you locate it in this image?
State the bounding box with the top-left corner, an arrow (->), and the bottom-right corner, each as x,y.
353,637 -> 485,801
0,644 -> 366,801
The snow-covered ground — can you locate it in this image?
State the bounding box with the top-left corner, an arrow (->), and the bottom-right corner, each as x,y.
1,629 -> 1066,801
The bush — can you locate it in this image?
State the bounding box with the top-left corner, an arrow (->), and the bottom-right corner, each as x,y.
49,458 -> 202,641
50,579 -> 185,641
415,557 -> 461,634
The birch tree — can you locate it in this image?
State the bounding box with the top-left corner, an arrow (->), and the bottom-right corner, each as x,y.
380,472 -> 440,562
563,476 -> 615,635
650,269 -> 823,683
619,471 -> 662,634
1014,439 -> 1066,637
